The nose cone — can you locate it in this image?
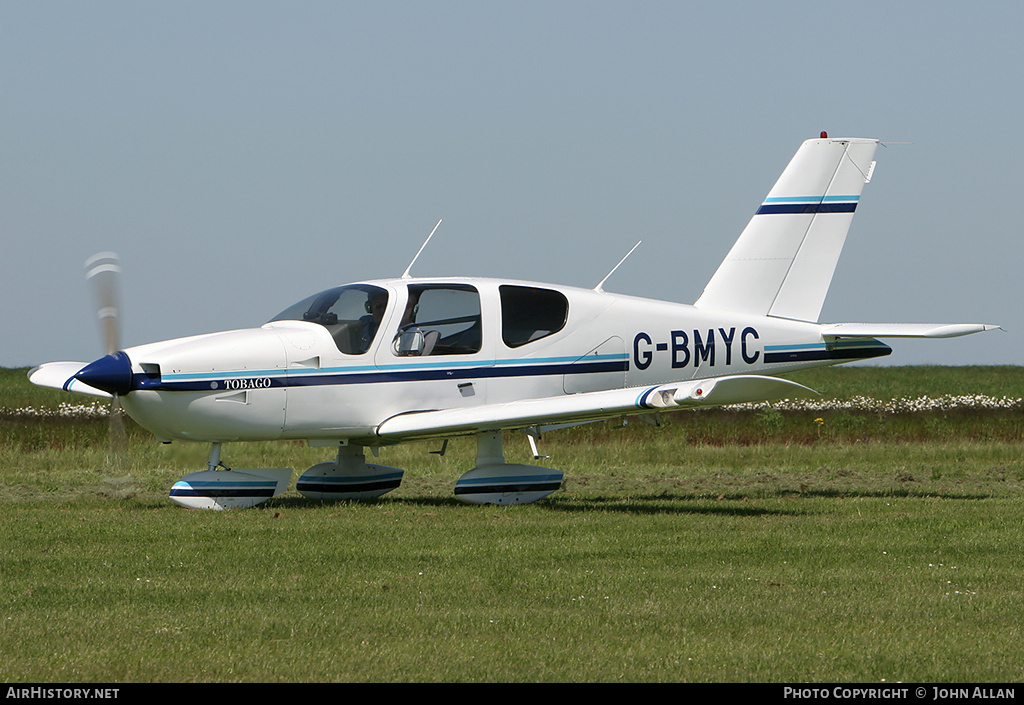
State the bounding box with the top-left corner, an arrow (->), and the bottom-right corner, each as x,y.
73,351 -> 134,396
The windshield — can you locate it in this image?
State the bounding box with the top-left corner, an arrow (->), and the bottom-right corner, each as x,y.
270,284 -> 389,355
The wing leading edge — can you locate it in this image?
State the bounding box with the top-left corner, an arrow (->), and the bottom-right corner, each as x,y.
376,374 -> 816,441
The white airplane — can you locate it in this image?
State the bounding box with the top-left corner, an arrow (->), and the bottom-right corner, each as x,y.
29,135 -> 998,509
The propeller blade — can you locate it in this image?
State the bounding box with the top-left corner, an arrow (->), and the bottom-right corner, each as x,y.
85,252 -> 121,356
84,252 -> 128,463
108,392 -> 127,462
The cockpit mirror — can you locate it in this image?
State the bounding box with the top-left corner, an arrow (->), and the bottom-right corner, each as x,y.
395,329 -> 424,356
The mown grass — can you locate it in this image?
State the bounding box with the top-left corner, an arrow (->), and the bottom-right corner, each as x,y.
2,366 -> 1024,682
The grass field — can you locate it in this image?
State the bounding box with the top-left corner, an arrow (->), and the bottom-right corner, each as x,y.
2,366 -> 1023,682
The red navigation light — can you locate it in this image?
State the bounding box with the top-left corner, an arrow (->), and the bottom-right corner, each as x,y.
820,131 -> 828,138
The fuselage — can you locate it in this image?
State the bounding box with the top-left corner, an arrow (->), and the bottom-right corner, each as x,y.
114,277 -> 889,444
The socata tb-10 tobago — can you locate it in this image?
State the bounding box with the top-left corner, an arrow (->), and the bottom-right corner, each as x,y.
29,134 -> 998,509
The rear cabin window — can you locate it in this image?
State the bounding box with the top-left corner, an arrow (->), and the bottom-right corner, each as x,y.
499,285 -> 568,348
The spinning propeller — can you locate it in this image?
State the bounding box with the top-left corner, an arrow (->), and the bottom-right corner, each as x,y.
86,252 -> 121,358
80,252 -> 128,449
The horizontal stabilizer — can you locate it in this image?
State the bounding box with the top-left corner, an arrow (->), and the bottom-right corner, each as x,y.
28,362 -> 112,398
822,323 -> 1001,339
376,375 -> 816,441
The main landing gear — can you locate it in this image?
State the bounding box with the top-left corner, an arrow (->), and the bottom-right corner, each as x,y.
453,431 -> 564,505
293,431 -> 563,506
296,444 -> 404,501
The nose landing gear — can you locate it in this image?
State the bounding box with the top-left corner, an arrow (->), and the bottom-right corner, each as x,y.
168,442 -> 292,510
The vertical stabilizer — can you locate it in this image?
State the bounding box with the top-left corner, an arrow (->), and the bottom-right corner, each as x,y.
694,137 -> 879,322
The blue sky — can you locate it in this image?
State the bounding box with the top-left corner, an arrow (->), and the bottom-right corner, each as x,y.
2,1 -> 1020,368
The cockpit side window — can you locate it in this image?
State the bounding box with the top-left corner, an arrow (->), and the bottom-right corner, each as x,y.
270,284 -> 389,355
499,285 -> 568,348
393,284 -> 481,356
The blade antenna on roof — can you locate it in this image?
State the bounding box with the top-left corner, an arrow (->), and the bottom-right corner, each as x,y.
594,240 -> 641,292
402,219 -> 442,279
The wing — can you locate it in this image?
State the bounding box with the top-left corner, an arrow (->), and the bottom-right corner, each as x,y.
376,374 -> 815,441
28,361 -> 112,398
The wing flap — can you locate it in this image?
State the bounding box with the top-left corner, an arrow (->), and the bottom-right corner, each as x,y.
376,375 -> 816,441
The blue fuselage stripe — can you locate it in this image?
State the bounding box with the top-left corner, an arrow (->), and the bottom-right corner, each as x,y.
139,357 -> 630,392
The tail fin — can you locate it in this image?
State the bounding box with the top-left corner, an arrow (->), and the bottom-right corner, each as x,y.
694,137 -> 879,322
